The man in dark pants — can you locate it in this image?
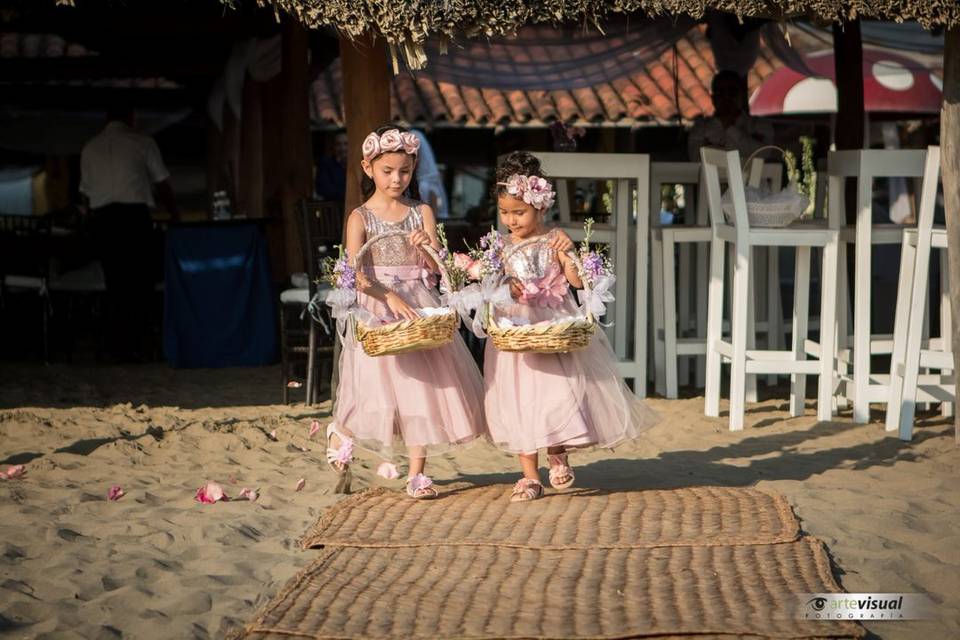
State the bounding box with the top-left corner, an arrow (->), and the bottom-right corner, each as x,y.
80,104 -> 179,361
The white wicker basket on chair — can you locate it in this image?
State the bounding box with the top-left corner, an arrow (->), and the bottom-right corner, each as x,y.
352,230 -> 458,357
485,236 -> 596,354
722,145 -> 808,228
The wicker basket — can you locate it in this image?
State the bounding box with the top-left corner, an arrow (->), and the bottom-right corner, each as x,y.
722,146 -> 808,228
486,236 -> 596,354
353,230 -> 458,357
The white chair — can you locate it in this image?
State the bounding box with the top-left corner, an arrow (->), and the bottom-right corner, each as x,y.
650,162 -> 710,399
651,161 -> 786,399
532,152 -> 651,395
886,146 -> 955,441
827,149 -> 929,423
701,147 -> 840,431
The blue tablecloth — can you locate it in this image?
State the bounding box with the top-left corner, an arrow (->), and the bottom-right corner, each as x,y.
163,222 -> 277,368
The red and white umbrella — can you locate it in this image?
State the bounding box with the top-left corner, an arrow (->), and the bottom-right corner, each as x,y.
750,48 -> 943,116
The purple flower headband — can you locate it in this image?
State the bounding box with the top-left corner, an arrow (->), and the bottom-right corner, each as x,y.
362,129 -> 420,160
498,174 -> 556,211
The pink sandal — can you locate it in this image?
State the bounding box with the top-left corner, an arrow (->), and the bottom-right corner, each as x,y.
547,453 -> 575,490
326,423 -> 353,493
510,478 -> 544,502
406,474 -> 438,499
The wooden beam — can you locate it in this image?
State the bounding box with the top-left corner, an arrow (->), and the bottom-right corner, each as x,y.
0,57 -> 222,82
340,34 -> 391,215
940,26 -> 960,444
0,85 -> 192,109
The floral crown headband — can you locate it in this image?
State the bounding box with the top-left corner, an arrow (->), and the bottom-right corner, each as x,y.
498,174 -> 556,211
362,129 -> 420,161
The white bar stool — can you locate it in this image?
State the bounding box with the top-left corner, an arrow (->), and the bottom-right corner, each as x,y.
651,161 -> 786,399
885,146 -> 955,441
701,147 -> 840,431
827,149 -> 929,423
650,162 -> 710,399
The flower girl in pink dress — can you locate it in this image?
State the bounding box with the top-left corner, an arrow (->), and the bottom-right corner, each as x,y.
325,124 -> 485,499
484,151 -> 660,502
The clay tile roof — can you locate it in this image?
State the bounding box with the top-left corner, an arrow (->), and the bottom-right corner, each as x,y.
310,24 -> 784,129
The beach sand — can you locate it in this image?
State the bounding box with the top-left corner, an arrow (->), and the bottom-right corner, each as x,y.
0,362 -> 957,639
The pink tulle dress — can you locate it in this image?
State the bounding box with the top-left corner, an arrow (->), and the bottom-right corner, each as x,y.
484,237 -> 660,454
333,204 -> 486,459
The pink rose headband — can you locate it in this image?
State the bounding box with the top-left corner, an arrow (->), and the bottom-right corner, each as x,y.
498,174 -> 556,211
362,129 -> 420,160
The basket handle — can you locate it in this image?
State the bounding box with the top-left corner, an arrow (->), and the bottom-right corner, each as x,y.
740,145 -> 787,187
353,229 -> 449,291
495,233 -> 594,323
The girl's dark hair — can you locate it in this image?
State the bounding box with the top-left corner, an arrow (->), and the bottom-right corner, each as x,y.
492,150 -> 545,200
360,123 -> 421,202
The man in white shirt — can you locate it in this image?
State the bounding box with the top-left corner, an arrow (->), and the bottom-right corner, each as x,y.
687,70 -> 774,161
80,104 -> 179,361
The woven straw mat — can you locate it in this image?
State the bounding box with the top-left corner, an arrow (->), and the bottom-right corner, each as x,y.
233,484 -> 863,640
300,485 -> 801,550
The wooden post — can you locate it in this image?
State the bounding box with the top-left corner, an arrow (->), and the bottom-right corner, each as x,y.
238,74 -> 264,219
940,26 -> 960,443
340,34 -> 391,214
279,16 -> 314,276
833,19 -> 865,231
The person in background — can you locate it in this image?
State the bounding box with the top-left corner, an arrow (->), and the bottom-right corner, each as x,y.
687,70 -> 774,161
411,129 -> 449,218
314,131 -> 348,203
80,103 -> 179,362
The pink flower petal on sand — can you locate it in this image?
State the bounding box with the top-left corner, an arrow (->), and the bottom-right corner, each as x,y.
4,465 -> 26,480
376,462 -> 400,480
294,478 -> 305,492
107,485 -> 125,501
238,487 -> 259,502
195,482 -> 226,504
309,420 -> 321,439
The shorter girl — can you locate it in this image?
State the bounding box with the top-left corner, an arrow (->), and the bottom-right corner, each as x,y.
327,124 -> 486,498
484,151 -> 659,502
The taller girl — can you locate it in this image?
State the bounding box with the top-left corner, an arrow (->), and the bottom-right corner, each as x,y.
326,125 -> 485,499
485,151 -> 660,502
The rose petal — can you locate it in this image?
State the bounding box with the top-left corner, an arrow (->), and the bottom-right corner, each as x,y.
294,478 -> 306,492
376,462 -> 400,480
107,485 -> 125,501
195,482 -> 226,504
238,487 -> 259,502
309,420 -> 321,439
4,465 -> 26,480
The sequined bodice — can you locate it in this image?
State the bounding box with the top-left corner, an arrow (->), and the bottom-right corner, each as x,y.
504,237 -> 556,281
360,205 -> 423,267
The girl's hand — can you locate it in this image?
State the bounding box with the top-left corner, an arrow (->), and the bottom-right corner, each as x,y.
548,229 -> 575,253
408,229 -> 432,249
507,277 -> 523,301
385,291 -> 420,322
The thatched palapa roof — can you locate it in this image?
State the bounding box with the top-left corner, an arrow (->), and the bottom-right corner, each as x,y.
256,0 -> 960,69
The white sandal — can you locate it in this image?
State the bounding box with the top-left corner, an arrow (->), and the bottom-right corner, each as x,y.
510,478 -> 544,502
405,474 -> 438,499
547,453 -> 575,490
326,423 -> 353,493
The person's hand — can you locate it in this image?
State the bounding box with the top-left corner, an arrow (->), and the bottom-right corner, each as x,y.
507,277 -> 523,301
408,229 -> 431,248
548,229 -> 575,253
385,291 -> 420,321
